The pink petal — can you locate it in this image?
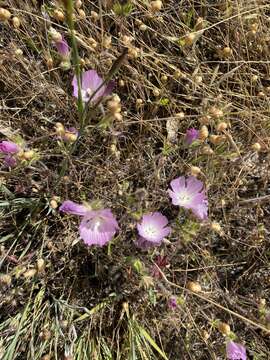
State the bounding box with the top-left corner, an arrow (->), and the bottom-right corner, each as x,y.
169,177 -> 186,193
0,141 -> 20,154
186,176 -> 204,193
226,341 -> 246,360
59,200 -> 88,216
79,221 -> 115,246
3,155 -> 17,168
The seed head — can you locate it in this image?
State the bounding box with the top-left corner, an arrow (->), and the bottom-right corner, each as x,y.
199,125 -> 209,140
23,269 -> 37,278
210,221 -> 222,233
139,24 -> 147,31
149,0 -> 163,13
252,142 -> 261,152
222,47 -> 233,57
184,32 -> 196,46
12,16 -> 21,28
15,48 -> 23,56
201,145 -> 214,155
216,122 -> 228,132
153,88 -> 160,97
78,9 -> 86,18
186,281 -> 201,293
0,274 -> 12,286
75,0 -> 82,8
23,150 -> 35,160
218,322 -> 231,336
37,258 -> 45,272
90,10 -> 99,21
0,8 -> 11,21
199,115 -> 211,125
53,9 -> 65,22
190,166 -> 201,177
50,199 -> 58,209
46,57 -> 54,69
210,107 -> 223,119
175,112 -> 185,119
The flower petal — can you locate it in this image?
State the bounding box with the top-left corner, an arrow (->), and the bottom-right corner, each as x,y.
0,141 -> 20,154
226,341 -> 246,360
186,176 -> 204,193
59,200 -> 88,216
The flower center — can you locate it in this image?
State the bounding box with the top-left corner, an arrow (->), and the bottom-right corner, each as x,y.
178,190 -> 192,205
144,225 -> 157,239
85,216 -> 104,231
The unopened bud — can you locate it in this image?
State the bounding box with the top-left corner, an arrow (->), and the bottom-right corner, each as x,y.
114,113 -> 123,121
53,9 -> 65,22
252,142 -> 261,152
107,100 -> 121,113
139,24 -> 147,31
55,122 -> 65,136
64,132 -> 77,142
218,322 -> 231,336
199,125 -> 209,140
49,27 -> 62,43
12,16 -> 21,28
149,0 -> 163,12
0,8 -> 11,21
190,166 -> 201,176
216,122 -> 228,132
186,281 -> 201,293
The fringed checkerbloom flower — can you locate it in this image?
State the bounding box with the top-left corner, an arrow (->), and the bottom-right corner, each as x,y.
54,35 -> 70,58
60,200 -> 119,247
168,176 -> 208,220
0,140 -> 20,168
72,70 -> 114,104
185,128 -> 199,145
168,296 -> 177,310
226,341 -> 246,360
136,212 -> 171,249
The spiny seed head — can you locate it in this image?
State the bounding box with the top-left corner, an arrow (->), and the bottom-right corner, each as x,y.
186,281 -> 201,293
90,10 -> 99,21
218,322 -> 231,336
0,274 -> 12,285
210,106 -> 223,119
53,9 -> 65,22
12,16 -> 21,28
216,122 -> 228,132
251,74 -> 258,82
209,134 -> 226,145
252,142 -> 261,152
190,166 -> 201,176
149,0 -> 163,13
50,199 -> 58,209
210,221 -> 222,233
0,8 -> 12,21
199,125 -> 209,140
23,269 -> 37,278
37,258 -> 45,272
199,115 -> 211,125
184,32 -> 196,46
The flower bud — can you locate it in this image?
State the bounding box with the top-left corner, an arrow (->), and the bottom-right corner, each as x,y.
12,16 -> 21,28
0,8 -> 11,21
209,134 -> 225,145
218,322 -> 231,336
128,47 -> 139,59
186,281 -> 201,293
64,132 -> 77,142
53,9 -> 65,22
216,122 -> 228,132
252,142 -> 261,152
55,122 -> 65,136
149,0 -> 163,13
199,125 -> 209,140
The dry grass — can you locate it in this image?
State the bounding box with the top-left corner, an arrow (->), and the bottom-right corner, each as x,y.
1,0 -> 270,359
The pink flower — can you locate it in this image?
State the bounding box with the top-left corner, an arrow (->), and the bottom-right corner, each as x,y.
54,35 -> 70,58
185,128 -> 199,145
136,212 -> 171,248
72,70 -> 114,104
168,296 -> 177,310
0,141 -> 20,154
226,341 -> 246,360
4,155 -> 17,168
59,200 -> 119,247
168,176 -> 208,220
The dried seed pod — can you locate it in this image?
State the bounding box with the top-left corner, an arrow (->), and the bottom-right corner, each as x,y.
184,32 -> 196,46
199,115 -> 211,125
53,9 -> 65,22
210,222 -> 222,233
153,88 -> 160,97
190,166 -> 201,177
218,322 -> 231,336
23,150 -> 35,160
0,8 -> 11,21
90,10 -> 99,21
166,118 -> 179,143
209,107 -> 223,119
252,142 -> 261,152
23,269 -> 37,278
161,75 -> 168,82
175,112 -> 185,119
118,79 -> 125,87
75,0 -> 82,8
78,9 -> 86,18
12,16 -> 21,28
139,24 -> 147,31
149,0 -> 163,13
209,134 -> 226,145
37,258 -> 45,272
199,125 -> 209,140
201,145 -> 214,155
186,281 -> 201,293
136,98 -> 143,107
50,199 -> 58,209
216,122 -> 228,132
0,274 -> 12,286
46,57 -> 54,69
15,48 -> 23,56
222,47 -> 233,57
103,35 -> 112,49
